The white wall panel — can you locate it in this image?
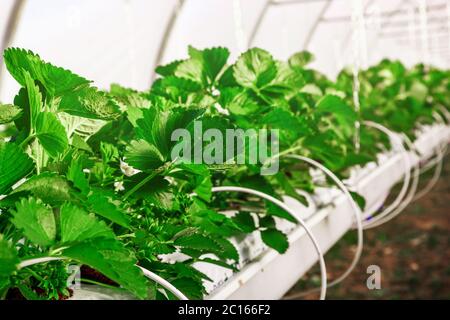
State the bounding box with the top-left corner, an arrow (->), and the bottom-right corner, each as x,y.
162,0 -> 268,64
0,0 -> 178,103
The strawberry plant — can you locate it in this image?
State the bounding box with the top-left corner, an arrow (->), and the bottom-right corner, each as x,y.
0,46 -> 448,300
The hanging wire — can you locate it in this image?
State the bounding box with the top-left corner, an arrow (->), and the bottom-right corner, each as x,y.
0,0 -> 26,93
447,0 -> 450,67
150,0 -> 185,83
350,0 -> 368,152
232,0 -> 249,52
418,0 -> 430,66
125,0 -> 137,88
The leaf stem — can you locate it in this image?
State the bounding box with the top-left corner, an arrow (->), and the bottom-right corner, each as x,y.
123,164 -> 169,201
19,134 -> 35,148
80,278 -> 120,290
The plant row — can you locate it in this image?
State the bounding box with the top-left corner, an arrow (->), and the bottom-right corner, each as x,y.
0,46 -> 448,299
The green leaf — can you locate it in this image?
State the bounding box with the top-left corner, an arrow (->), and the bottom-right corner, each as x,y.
260,228 -> 289,254
35,112 -> 68,158
155,60 -> 184,77
12,198 -> 56,247
219,87 -> 259,116
11,172 -> 72,206
0,104 -> 22,124
67,156 -> 90,194
0,142 -> 34,195
315,94 -> 357,129
262,61 -> 304,95
196,46 -> 230,84
125,140 -> 165,171
213,237 -> 239,261
260,108 -> 304,132
59,87 -> 121,120
233,48 -> 277,89
170,277 -> 205,300
23,70 -> 43,128
173,233 -> 219,251
232,212 -> 256,233
136,107 -> 203,158
288,51 -> 314,68
172,46 -> 230,86
3,48 -> 91,97
59,202 -> 115,243
350,191 -> 366,211
0,236 -> 19,278
62,239 -> 149,299
88,191 -> 130,228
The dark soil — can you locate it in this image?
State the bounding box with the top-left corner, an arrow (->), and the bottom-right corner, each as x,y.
80,265 -> 119,287
285,156 -> 450,300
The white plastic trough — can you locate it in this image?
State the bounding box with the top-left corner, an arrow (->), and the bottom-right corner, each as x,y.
203,123 -> 450,300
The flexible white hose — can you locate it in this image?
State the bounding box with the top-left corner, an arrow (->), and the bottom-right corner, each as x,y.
137,266 -> 188,300
18,256 -> 189,300
360,121 -> 412,228
412,111 -> 449,202
282,155 -> 363,299
364,133 -> 420,229
210,186 -> 327,300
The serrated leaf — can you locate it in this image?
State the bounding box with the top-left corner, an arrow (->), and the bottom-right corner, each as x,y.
59,87 -> 121,120
232,212 -> 256,233
3,48 -> 91,97
0,142 -> 34,195
23,70 -> 42,128
233,48 -> 277,89
171,46 -> 230,87
155,60 -> 184,77
67,156 -> 90,194
261,228 -> 289,254
0,237 -> 19,278
12,198 -> 56,247
288,51 -> 314,68
125,140 -> 165,171
88,191 -> 130,228
0,104 -> 22,124
213,237 -> 239,261
219,87 -> 259,116
11,172 -> 72,206
136,107 -> 203,158
35,112 -> 68,158
173,233 -> 219,251
59,202 -> 114,243
315,94 -> 357,130
62,239 -> 149,299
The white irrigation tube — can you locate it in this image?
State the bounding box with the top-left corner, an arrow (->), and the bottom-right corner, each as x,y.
209,186 -> 327,300
411,111 -> 449,202
137,266 -> 188,300
282,154 -> 363,300
359,121 -> 412,228
18,256 -> 189,300
364,133 -> 420,229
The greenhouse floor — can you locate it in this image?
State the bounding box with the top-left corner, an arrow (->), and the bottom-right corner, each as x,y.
285,156 -> 450,300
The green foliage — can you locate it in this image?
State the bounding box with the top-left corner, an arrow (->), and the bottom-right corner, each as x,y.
0,45 -> 447,300
12,198 -> 56,247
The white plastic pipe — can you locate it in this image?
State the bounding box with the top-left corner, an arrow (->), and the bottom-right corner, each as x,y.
360,121 -> 412,228
364,132 -> 420,229
210,186 -> 327,300
412,111 -> 449,202
282,154 -> 363,299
